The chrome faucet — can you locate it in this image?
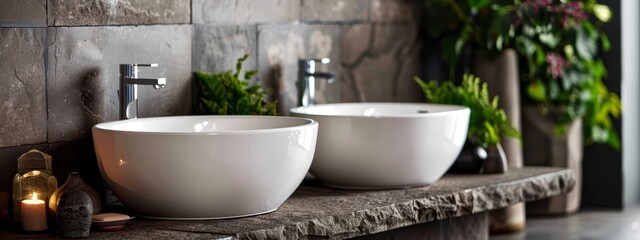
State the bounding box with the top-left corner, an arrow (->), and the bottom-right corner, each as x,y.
119,63 -> 166,119
298,58 -> 335,107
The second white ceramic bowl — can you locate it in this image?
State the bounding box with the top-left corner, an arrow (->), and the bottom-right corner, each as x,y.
290,103 -> 469,189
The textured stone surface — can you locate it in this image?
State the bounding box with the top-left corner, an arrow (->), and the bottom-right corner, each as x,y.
47,25 -> 192,142
0,0 -> 47,27
258,24 -> 341,114
192,0 -> 299,25
371,0 -> 415,23
0,167 -> 574,239
340,23 -> 423,102
0,28 -> 48,148
301,0 -> 369,22
193,25 -> 258,75
47,0 -> 190,26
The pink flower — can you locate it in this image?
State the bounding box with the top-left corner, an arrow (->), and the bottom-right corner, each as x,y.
560,1 -> 588,26
527,0 -> 553,11
566,1 -> 588,21
546,53 -> 569,78
524,0 -> 589,27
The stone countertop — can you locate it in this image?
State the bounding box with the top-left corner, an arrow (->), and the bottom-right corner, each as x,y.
1,167 -> 574,239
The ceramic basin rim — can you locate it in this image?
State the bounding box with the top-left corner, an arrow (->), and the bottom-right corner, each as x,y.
92,115 -> 318,136
289,102 -> 470,119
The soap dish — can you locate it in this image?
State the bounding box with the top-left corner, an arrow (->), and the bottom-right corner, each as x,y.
92,213 -> 135,231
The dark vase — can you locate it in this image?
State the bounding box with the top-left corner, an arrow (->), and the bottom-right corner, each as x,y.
57,190 -> 92,238
482,143 -> 509,174
448,140 -> 487,174
49,172 -> 101,218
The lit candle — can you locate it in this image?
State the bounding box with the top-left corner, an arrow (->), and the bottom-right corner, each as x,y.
21,193 -> 47,231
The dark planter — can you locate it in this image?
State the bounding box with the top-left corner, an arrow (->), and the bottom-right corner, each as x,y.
522,105 -> 582,215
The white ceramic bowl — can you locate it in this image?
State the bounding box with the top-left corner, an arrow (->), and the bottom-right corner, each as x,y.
290,103 -> 469,189
92,116 -> 318,220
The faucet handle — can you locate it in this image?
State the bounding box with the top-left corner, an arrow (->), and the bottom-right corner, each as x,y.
301,58 -> 331,65
120,63 -> 159,67
120,63 -> 162,79
134,63 -> 158,67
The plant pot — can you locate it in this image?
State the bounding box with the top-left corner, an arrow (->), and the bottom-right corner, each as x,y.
472,48 -> 525,234
482,143 -> 508,174
522,105 -> 582,215
448,140 -> 486,174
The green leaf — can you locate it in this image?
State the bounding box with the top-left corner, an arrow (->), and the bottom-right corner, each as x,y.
593,4 -> 613,23
576,24 -> 597,60
548,80 -> 560,99
527,81 -> 546,102
440,35 -> 459,66
599,30 -> 611,52
561,69 -> 580,90
535,47 -> 546,65
539,33 -> 560,48
496,36 -> 504,51
564,45 -> 575,60
468,0 -> 490,10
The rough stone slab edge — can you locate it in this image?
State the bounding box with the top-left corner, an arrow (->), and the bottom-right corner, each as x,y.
235,169 -> 575,240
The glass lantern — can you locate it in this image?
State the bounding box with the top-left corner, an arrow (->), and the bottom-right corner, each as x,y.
12,149 -> 57,222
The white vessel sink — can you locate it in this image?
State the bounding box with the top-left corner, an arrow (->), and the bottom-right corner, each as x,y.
290,103 -> 469,189
92,116 -> 318,220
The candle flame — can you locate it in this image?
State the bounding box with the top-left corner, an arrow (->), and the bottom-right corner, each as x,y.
31,192 -> 38,201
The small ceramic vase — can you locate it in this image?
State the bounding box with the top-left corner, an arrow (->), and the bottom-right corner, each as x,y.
56,190 -> 92,238
482,143 -> 508,174
50,172 -> 101,217
448,140 -> 487,174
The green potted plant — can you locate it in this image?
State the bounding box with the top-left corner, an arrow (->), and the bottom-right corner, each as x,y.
416,74 -> 520,173
422,0 -> 620,148
421,0 -> 620,215
193,54 -> 278,115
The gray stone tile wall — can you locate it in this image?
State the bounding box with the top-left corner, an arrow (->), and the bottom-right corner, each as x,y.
192,0 -> 299,25
371,0 -> 416,23
0,0 -> 47,27
47,0 -> 191,26
340,23 -> 423,102
0,28 -> 48,148
47,25 -> 192,142
301,0 -> 369,23
192,25 -> 258,74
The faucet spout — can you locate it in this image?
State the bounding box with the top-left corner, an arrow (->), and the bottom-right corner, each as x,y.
123,77 -> 166,86
308,72 -> 335,83
119,64 -> 166,120
298,58 -> 336,107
